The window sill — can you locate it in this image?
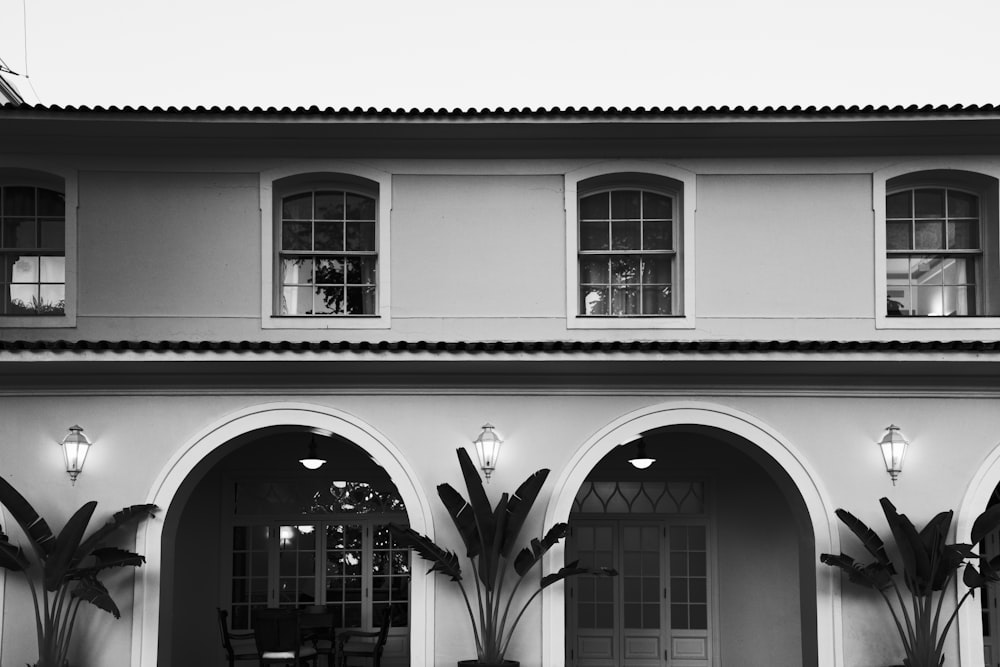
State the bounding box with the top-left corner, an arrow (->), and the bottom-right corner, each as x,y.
567,314 -> 695,330
262,314 -> 391,330
876,315 -> 1000,330
0,314 -> 76,328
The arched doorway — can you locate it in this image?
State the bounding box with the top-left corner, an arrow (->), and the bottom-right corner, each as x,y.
543,403 -> 840,667
132,403 -> 434,667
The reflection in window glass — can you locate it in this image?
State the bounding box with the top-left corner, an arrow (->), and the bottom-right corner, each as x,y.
1,185 -> 65,315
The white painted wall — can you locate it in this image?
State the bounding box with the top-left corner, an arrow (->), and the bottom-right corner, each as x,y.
0,390 -> 997,666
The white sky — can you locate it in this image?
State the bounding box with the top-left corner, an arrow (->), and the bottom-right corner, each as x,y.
2,0 -> 1000,110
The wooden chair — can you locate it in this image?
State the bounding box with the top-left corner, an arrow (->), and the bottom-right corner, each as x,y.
336,606 -> 393,667
217,608 -> 258,667
299,606 -> 336,666
252,608 -> 319,666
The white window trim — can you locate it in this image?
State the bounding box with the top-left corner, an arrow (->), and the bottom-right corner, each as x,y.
874,159 -> 1000,329
565,161 -> 696,329
0,164 -> 77,329
261,163 -> 391,329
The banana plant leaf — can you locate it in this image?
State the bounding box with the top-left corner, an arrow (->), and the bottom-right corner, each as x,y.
0,475 -> 56,559
388,524 -> 463,582
71,576 -> 120,619
74,503 -> 158,564
0,532 -> 28,571
514,523 -> 569,577
43,501 -> 97,591
500,469 -> 548,558
834,508 -> 895,574
438,483 -> 481,558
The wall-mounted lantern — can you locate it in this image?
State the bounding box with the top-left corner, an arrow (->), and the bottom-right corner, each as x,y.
60,425 -> 92,485
877,424 -> 909,485
473,423 -> 503,482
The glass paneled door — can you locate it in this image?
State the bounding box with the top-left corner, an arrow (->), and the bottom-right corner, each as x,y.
567,520 -> 712,667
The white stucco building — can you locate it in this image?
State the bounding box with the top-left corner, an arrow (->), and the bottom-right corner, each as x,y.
3,95 -> 1000,667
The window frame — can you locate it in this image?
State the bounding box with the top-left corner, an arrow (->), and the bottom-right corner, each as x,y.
566,162 -> 696,329
0,166 -> 77,329
874,162 -> 1000,329
261,166 -> 391,329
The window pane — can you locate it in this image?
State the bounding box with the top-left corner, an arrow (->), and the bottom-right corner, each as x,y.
689,605 -> 708,630
346,221 -> 376,251
39,219 -> 64,250
314,221 -> 344,251
887,286 -> 909,316
886,221 -> 912,250
580,221 -> 609,251
611,256 -> 640,284
39,256 -> 64,283
315,258 -> 344,284
2,187 -> 34,216
914,285 -> 943,316
914,189 -> 945,218
581,288 -> 608,315
580,193 -> 609,220
643,192 -> 672,219
314,286 -> 342,314
314,192 -> 344,220
611,191 -> 641,219
8,284 -> 38,312
11,256 -> 38,282
914,220 -> 944,250
282,285 -> 316,315
942,257 -> 973,285
610,287 -> 638,315
3,219 -> 36,248
948,190 -> 978,218
886,191 -> 912,218
612,221 -> 641,250
642,256 -> 671,284
948,220 -> 979,249
943,285 -> 974,316
36,189 -> 64,216
671,605 -> 688,630
580,257 -> 609,284
282,258 -> 313,285
282,221 -> 312,251
358,257 -> 377,284
282,193 -> 313,220
642,220 -> 672,250
345,194 -> 376,221
345,286 -> 376,314
642,286 -> 671,315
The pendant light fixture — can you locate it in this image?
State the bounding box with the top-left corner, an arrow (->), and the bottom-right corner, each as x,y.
298,435 -> 327,470
628,438 -> 656,470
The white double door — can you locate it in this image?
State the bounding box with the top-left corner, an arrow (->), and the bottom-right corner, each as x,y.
567,519 -> 713,667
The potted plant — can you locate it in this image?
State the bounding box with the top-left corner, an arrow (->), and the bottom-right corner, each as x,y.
0,476 -> 158,667
389,449 -> 616,667
821,497 -> 1000,667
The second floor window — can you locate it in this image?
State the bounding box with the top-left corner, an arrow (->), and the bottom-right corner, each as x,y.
1,185 -> 65,316
579,188 -> 676,316
278,190 -> 377,316
886,186 -> 982,316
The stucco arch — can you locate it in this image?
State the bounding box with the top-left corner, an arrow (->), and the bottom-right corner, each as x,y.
130,402 -> 435,667
955,438 -> 1000,667
541,401 -> 842,667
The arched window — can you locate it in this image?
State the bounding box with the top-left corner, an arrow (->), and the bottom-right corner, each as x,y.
1,182 -> 65,316
577,174 -> 682,318
885,171 -> 999,317
275,176 -> 379,317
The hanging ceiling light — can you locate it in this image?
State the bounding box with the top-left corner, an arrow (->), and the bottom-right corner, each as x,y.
298,435 -> 327,470
877,424 -> 908,485
473,423 -> 503,482
59,425 -> 92,485
628,438 -> 656,470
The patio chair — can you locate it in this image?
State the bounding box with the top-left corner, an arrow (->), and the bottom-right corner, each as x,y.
336,606 -> 393,667
299,606 -> 336,666
217,608 -> 258,667
252,608 -> 319,666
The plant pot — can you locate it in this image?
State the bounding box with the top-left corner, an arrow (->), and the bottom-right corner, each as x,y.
458,660 -> 519,667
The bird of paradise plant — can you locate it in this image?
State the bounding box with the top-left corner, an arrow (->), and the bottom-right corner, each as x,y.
389,449 -> 616,666
0,476 -> 158,667
821,497 -> 1000,667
